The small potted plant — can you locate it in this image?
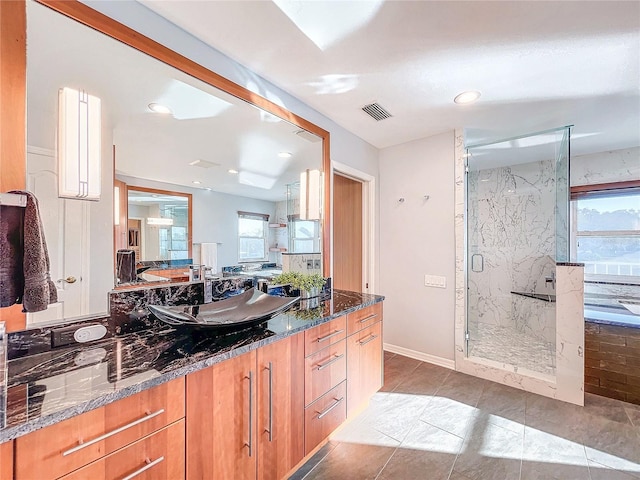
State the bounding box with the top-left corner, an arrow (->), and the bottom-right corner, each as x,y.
272,272 -> 326,299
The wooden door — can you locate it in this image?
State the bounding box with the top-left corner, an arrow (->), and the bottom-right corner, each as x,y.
186,350 -> 257,480
333,173 -> 362,292
256,335 -> 305,480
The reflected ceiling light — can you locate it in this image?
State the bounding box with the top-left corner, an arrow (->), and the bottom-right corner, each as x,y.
155,79 -> 232,120
228,169 -> 239,174
192,180 -> 201,185
148,102 -> 172,114
278,152 -> 292,158
147,217 -> 174,226
58,87 -> 101,200
205,187 -> 212,191
300,169 -> 321,220
454,91 -> 481,104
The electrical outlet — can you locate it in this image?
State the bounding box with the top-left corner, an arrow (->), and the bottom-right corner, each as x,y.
306,260 -> 314,269
424,275 -> 446,288
314,259 -> 321,269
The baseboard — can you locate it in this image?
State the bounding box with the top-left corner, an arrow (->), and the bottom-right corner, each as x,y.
384,343 -> 455,370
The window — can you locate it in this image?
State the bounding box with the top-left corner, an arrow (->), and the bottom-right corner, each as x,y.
238,211 -> 269,262
571,183 -> 640,281
289,217 -> 320,253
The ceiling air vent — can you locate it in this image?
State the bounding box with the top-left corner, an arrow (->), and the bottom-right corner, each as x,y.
362,102 -> 392,121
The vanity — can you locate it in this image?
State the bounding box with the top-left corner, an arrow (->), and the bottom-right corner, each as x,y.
0,291 -> 384,479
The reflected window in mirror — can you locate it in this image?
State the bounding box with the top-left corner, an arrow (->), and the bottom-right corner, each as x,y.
238,212 -> 269,262
289,217 -> 321,253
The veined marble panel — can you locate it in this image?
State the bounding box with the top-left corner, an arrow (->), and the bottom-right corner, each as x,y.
282,253 -> 322,275
571,146 -> 640,186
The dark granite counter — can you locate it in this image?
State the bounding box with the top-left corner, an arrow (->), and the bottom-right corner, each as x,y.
0,290 -> 383,442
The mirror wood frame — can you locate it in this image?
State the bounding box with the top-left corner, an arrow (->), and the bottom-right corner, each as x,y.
0,0 -> 332,332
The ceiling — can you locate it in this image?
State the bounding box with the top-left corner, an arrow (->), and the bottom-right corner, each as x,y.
139,0 -> 640,157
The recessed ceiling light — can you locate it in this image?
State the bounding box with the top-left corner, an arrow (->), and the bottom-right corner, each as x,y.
278,152 -> 292,159
205,187 -> 212,191
148,102 -> 172,114
192,180 -> 201,185
228,169 -> 239,174
453,91 -> 481,105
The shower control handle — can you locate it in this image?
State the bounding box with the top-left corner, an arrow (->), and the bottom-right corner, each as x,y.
471,254 -> 484,273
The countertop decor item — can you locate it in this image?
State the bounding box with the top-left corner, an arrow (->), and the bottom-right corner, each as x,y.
147,288 -> 299,332
272,272 -> 326,298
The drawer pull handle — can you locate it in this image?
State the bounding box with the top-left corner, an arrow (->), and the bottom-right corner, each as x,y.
121,456 -> 165,480
358,334 -> 379,346
358,314 -> 377,324
316,397 -> 344,419
265,362 -> 273,442
316,329 -> 344,343
316,354 -> 345,371
244,371 -> 254,457
62,409 -> 165,457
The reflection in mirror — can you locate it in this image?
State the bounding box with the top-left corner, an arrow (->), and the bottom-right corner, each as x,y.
25,1 -> 327,327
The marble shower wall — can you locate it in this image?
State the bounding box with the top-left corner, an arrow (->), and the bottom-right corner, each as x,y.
468,158 -> 557,343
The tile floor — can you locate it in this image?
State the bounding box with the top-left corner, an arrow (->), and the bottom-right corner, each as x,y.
290,351 -> 640,480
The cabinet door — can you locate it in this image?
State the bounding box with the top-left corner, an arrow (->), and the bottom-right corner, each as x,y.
0,441 -> 12,480
186,350 -> 257,480
256,335 -> 305,480
346,322 -> 383,417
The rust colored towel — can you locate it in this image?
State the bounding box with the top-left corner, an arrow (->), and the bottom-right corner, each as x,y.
9,190 -> 57,312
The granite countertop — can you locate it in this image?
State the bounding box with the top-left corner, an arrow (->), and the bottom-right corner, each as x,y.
0,290 -> 383,442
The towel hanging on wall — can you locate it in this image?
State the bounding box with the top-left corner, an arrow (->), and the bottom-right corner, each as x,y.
0,191 -> 57,312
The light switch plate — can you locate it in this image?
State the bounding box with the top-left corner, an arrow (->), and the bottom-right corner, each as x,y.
424,275 -> 446,288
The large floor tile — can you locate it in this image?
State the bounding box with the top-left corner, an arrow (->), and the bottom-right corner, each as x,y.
451,421 -> 524,480
476,381 -> 526,434
582,416 -> 640,478
379,355 -> 422,392
435,371 -> 488,407
520,460 -> 590,480
391,361 -> 451,396
589,459 -> 640,480
419,393 -> 480,439
301,442 -> 396,480
625,403 -> 640,428
525,391 -> 587,427
584,393 -> 636,425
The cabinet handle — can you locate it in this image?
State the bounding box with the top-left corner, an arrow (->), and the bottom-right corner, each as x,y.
358,334 -> 379,346
316,353 -> 345,371
358,313 -> 377,324
62,409 -> 165,456
121,456 -> 165,480
265,362 -> 273,442
316,329 -> 344,343
244,371 -> 253,457
316,397 -> 344,419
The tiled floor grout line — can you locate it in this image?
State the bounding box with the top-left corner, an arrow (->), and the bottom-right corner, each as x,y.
372,445 -> 400,480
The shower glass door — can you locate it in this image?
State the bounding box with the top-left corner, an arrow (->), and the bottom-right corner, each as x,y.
465,127 -> 570,378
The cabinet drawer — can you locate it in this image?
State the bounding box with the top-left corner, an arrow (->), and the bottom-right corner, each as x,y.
304,340 -> 346,406
305,316 -> 347,357
347,322 -> 383,416
16,377 -> 185,479
346,303 -> 382,336
60,420 -> 185,480
305,381 -> 347,455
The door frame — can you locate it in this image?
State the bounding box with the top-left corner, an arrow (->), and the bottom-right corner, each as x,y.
333,162 -> 376,294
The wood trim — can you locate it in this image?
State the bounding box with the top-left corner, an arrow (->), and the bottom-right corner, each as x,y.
571,180 -> 640,199
36,0 -> 332,275
126,185 -> 193,260
0,0 -> 27,332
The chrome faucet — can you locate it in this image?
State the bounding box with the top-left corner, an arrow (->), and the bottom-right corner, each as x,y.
545,272 -> 556,289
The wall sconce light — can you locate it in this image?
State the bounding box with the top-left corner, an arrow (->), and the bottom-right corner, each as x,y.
58,87 -> 101,200
147,217 -> 174,226
114,186 -> 120,226
300,168 -> 321,220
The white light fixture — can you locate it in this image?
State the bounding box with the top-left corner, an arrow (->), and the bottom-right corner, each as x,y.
454,90 -> 481,104
114,186 -> 120,226
300,169 -> 321,220
147,217 -> 174,226
58,87 -> 101,200
278,151 -> 292,158
228,169 -> 239,174
192,180 -> 201,185
148,102 -> 172,114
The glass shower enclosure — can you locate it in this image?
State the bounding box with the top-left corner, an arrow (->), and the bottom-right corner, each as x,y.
465,127 -> 570,379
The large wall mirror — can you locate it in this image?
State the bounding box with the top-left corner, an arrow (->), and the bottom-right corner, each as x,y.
23,0 -> 330,328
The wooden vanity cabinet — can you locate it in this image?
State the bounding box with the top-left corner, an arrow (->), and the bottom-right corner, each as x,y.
14,377 -> 185,480
346,304 -> 383,417
186,334 -> 305,480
